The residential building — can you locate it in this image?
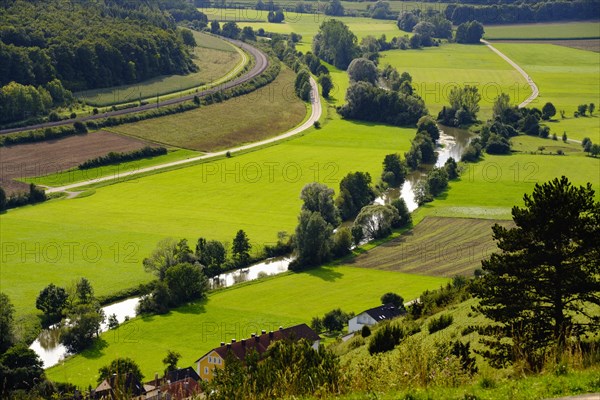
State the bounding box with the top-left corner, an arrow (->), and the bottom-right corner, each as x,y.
348,303 -> 405,333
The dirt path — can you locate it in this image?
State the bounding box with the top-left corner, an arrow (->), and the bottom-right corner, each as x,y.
45,77 -> 322,193
482,39 -> 540,108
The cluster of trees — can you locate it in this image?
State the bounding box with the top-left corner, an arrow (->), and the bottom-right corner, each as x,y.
414,159 -> 459,205
445,1 -> 600,25
324,0 -> 345,16
0,79 -> 73,124
1,0 -> 204,121
311,308 -> 355,333
78,146 -> 167,170
312,20 -> 359,70
339,63 -> 427,126
291,168 -> 414,269
404,116 -> 440,170
574,102 -> 595,118
137,231 -> 253,314
455,20 -> 485,44
0,183 -> 46,211
397,10 -> 452,48
581,137 -> 600,157
437,85 -> 482,127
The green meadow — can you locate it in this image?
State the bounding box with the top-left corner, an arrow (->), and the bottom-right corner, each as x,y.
75,31 -> 242,106
0,114 -> 416,318
380,44 -> 530,119
484,21 -> 600,40
45,266 -> 447,387
492,43 -> 600,142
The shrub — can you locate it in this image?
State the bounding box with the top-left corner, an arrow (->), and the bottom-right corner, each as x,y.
361,325 -> 371,338
428,314 -> 453,334
368,324 -> 403,354
78,146 -> 167,169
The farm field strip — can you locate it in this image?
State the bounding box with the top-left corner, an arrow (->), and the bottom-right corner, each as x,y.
484,21 -> 600,40
45,266 -> 448,387
346,216 -> 512,277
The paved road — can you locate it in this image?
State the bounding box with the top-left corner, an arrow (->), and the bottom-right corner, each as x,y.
0,38 -> 268,135
46,77 -> 322,193
482,39 -> 540,108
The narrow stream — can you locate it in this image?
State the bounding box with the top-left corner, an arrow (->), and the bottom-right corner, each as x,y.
31,126 -> 470,369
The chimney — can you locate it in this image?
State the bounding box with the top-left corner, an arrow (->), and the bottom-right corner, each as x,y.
255,335 -> 259,342
279,326 -> 283,330
155,372 -> 159,386
220,342 -> 225,347
269,331 -> 273,338
241,339 -> 246,346
251,333 -> 256,338
231,339 -> 236,343
261,329 -> 266,334
226,343 -> 231,349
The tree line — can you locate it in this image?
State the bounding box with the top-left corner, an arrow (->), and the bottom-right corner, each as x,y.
78,146 -> 167,170
0,0 -> 207,124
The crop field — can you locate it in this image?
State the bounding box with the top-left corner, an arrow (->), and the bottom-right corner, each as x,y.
0,112 -> 417,318
0,131 -> 154,194
45,266 -> 448,387
380,44 -> 530,119
484,21 -> 600,40
75,31 -> 241,106
493,43 -> 600,142
110,67 -> 307,151
346,217 -> 513,277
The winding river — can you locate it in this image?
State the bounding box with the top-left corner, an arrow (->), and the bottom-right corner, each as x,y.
31,126 -> 470,369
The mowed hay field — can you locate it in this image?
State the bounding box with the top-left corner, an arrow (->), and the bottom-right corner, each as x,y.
0,115 -> 417,318
76,31 -> 241,106
379,44 -> 530,120
110,67 -> 307,151
0,131 -> 153,194
46,266 -> 447,387
347,217 -> 513,277
484,21 -> 600,40
492,43 -> 600,142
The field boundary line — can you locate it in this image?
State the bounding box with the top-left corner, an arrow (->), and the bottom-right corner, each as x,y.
44,77 -> 322,193
481,39 -> 539,108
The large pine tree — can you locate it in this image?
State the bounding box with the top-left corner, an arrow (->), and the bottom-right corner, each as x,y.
473,176 -> 600,370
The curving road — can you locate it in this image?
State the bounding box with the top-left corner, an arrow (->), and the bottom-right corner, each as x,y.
45,77 -> 322,193
0,38 -> 268,135
481,39 -> 539,108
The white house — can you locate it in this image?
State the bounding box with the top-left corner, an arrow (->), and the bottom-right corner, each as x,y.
348,304 -> 404,333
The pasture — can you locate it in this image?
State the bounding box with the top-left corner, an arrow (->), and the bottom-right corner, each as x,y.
493,43 -> 600,142
484,21 -> 600,40
346,217 -> 512,277
0,114 -> 417,319
75,31 -> 242,106
45,266 -> 447,387
380,44 -> 530,119
110,67 -> 307,151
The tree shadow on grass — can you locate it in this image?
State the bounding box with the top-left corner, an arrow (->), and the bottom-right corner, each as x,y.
304,265 -> 344,282
174,299 -> 208,315
80,338 -> 109,360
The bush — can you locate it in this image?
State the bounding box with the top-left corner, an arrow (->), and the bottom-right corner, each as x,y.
361,325 -> 371,338
428,314 -> 453,334
79,146 -> 167,169
368,324 -> 403,354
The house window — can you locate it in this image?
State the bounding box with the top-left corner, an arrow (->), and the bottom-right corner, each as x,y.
204,366 -> 208,375
208,356 -> 212,363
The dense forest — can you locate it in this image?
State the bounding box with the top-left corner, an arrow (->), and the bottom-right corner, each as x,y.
0,0 -> 207,123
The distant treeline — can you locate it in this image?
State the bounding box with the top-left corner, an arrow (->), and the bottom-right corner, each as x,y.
78,147 -> 168,170
446,1 -> 600,25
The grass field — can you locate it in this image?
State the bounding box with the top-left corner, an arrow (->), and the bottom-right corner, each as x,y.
414,145 -> 600,221
484,21 -> 600,40
379,44 -> 530,120
0,112 -> 417,318
346,217 -> 513,277
205,12 -> 402,53
45,266 -> 447,387
110,66 -> 307,151
493,43 -> 600,142
76,31 -> 241,106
